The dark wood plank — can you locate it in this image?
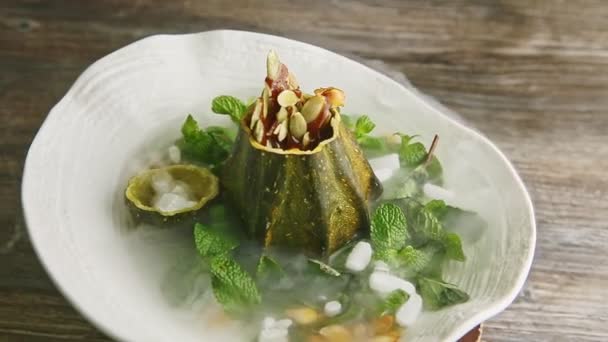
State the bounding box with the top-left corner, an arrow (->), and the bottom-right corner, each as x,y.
1,0 -> 607,341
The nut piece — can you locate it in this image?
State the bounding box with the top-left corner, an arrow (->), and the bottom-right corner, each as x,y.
250,99 -> 262,129
262,86 -> 270,119
278,120 -> 288,142
277,106 -> 289,122
289,112 -> 307,139
288,71 -> 299,89
285,307 -> 319,325
266,50 -> 281,80
253,121 -> 264,143
315,87 -> 345,107
278,90 -> 300,107
302,132 -> 311,148
301,95 -> 326,123
319,325 -> 352,342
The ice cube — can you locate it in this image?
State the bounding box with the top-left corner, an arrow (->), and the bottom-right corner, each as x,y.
396,293 -> 422,326
171,180 -> 193,199
369,271 -> 416,296
154,193 -> 193,212
345,241 -> 372,272
324,301 -> 342,317
151,171 -> 174,194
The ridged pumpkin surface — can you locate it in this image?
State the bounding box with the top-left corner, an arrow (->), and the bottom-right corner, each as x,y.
221,115 -> 381,255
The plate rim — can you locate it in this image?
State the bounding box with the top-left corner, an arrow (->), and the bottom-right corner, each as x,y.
21,29 -> 536,342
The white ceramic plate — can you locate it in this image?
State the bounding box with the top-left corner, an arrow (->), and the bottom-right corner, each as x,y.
22,30 -> 535,342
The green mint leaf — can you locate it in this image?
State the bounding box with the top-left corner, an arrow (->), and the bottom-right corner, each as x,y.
358,135 -> 386,151
381,289 -> 409,315
211,95 -> 247,123
374,249 -> 400,265
210,255 -> 261,314
182,114 -> 200,137
308,259 -> 342,277
425,200 -> 448,218
397,135 -> 443,184
411,207 -> 446,245
417,277 -> 469,310
419,249 -> 446,278
207,126 -> 236,149
354,115 -> 376,138
179,115 -> 232,165
400,141 -> 427,168
398,245 -> 435,273
443,232 -> 465,262
426,156 -> 443,184
371,203 -> 410,259
194,223 -> 238,258
256,255 -> 285,288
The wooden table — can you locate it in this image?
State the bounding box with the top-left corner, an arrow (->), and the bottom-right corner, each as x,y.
1,1 -> 607,341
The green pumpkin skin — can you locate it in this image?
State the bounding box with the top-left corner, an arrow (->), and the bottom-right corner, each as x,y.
125,164 -> 219,227
221,113 -> 382,256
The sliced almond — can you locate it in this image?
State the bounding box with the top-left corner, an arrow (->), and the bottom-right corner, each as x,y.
285,307 -> 319,325
277,106 -> 289,122
301,95 -> 325,123
253,121 -> 264,143
277,90 -> 299,107
288,71 -> 299,88
250,99 -> 262,129
262,86 -> 270,119
302,132 -> 311,148
319,325 -> 352,342
278,120 -> 288,142
302,93 -> 314,101
266,50 -> 281,80
289,112 -> 307,139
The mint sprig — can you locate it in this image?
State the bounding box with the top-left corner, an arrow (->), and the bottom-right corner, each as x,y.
380,289 -> 409,315
354,115 -> 376,138
194,223 -> 238,258
211,95 -> 248,123
370,203 -> 410,260
210,255 -> 261,314
256,255 -> 285,286
178,115 -> 233,166
417,277 -> 469,310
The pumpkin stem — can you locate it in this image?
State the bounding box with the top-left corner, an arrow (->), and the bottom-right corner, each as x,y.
424,134 -> 439,166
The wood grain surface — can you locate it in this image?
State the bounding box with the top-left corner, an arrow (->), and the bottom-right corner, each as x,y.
1,1 -> 607,341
